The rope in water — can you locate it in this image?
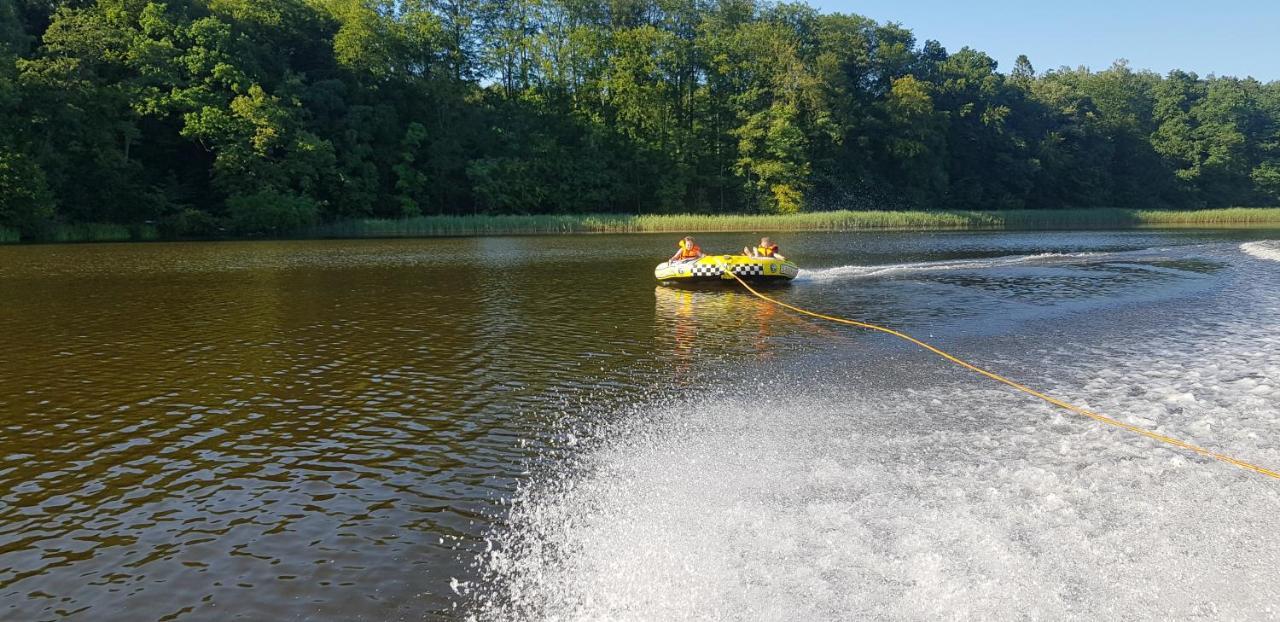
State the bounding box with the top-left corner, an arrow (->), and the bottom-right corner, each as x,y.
720,264 -> 1280,481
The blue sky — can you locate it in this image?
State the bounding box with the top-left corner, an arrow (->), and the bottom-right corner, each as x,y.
808,0 -> 1280,81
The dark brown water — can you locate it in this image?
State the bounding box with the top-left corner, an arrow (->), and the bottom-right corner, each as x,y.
2,232 -> 1278,620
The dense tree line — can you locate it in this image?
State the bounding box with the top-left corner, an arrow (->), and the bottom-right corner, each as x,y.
1,0 -> 1278,237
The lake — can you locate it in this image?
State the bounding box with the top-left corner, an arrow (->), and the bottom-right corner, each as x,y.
2,230 -> 1279,620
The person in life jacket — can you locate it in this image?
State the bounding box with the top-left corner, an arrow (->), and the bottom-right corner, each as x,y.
744,236 -> 785,260
670,236 -> 704,262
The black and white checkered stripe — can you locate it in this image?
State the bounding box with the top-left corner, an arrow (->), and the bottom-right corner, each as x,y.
686,263 -> 765,277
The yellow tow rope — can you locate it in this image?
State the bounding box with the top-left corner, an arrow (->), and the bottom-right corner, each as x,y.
720,265 -> 1280,481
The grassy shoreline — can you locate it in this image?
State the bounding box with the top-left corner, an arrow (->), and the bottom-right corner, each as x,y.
304,207 -> 1280,238
3,208 -> 1279,244
0,223 -> 158,244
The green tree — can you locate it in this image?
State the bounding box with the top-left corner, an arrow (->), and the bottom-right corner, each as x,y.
878,75 -> 946,204
1,0 -> 1278,238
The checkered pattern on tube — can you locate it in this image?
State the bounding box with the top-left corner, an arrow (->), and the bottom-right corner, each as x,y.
686,263 -> 764,277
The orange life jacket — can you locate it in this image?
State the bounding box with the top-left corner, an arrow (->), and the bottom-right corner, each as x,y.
756,244 -> 779,257
676,244 -> 702,259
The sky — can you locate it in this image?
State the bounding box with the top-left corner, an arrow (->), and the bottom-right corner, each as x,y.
808,0 -> 1280,81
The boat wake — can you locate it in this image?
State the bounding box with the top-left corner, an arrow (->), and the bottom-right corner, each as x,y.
1242,240 -> 1280,262
796,252 -> 1101,282
471,245 -> 1280,620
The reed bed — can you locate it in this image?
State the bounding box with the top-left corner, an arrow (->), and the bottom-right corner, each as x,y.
42,223 -> 159,243
6,208 -> 1276,244
1133,207 -> 1280,225
305,207 -> 1280,238
50,223 -> 128,242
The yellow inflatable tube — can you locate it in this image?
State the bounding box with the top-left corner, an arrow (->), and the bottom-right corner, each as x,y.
655,255 -> 799,284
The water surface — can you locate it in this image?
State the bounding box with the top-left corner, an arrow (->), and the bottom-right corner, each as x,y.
1,231 -> 1278,620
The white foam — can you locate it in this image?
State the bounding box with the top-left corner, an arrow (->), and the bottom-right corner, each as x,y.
1242,241 -> 1280,262
474,249 -> 1280,621
798,252 -> 1099,282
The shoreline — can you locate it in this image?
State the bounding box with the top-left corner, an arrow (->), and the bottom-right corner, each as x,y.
4,208 -> 1280,244
305,208 -> 1280,238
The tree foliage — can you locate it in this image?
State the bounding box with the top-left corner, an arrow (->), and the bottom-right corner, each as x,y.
2,0 -> 1279,236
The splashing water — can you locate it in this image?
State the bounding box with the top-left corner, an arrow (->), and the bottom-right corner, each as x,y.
1242,240 -> 1280,262
473,243 -> 1280,621
797,252 -> 1102,282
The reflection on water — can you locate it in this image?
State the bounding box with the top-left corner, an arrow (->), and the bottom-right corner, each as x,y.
0,230 -> 1276,620
654,287 -> 794,377
655,287 -> 700,377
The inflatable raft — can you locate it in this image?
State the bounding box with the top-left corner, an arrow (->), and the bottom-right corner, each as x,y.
655,255 -> 799,284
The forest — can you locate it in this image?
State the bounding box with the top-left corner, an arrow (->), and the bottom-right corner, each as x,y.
2,0 -> 1279,239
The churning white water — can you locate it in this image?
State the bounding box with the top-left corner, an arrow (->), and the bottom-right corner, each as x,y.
473,243 -> 1280,621
796,252 -> 1098,282
1242,240 -> 1280,263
